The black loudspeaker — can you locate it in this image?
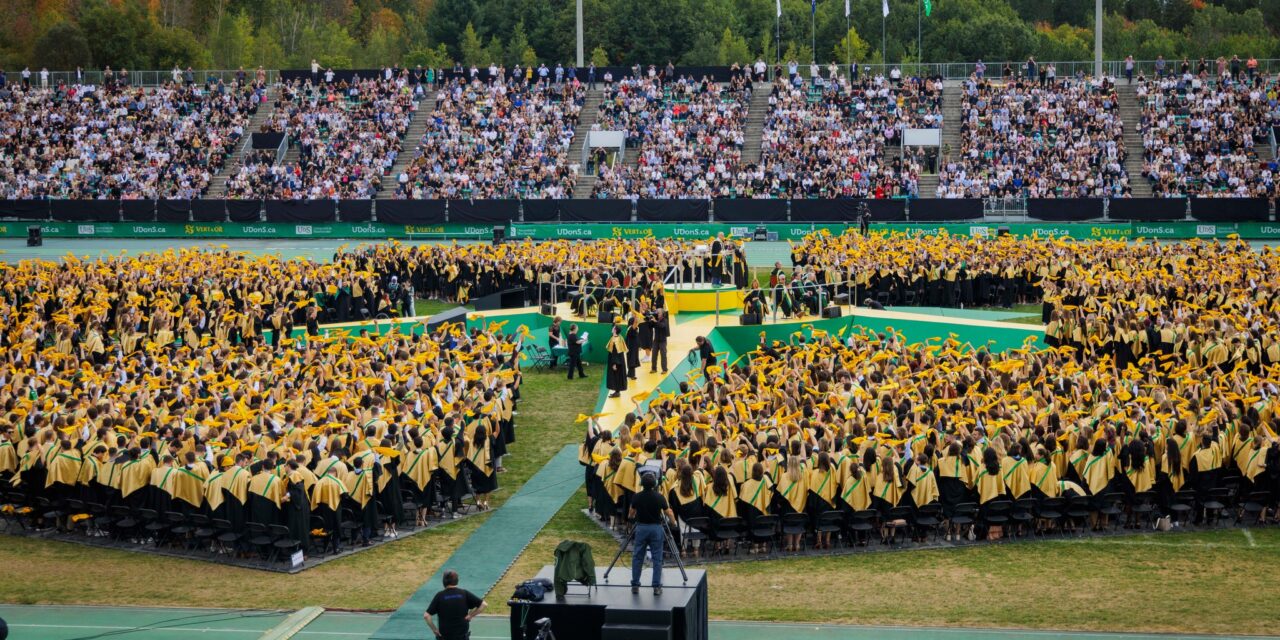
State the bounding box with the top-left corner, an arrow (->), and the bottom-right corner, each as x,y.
492,225 -> 506,245
597,312 -> 615,324
822,306 -> 842,319
541,303 -> 554,315
26,225 -> 42,247
739,313 -> 761,325
997,226 -> 1010,237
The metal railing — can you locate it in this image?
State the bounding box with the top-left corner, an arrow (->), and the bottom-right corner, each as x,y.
12,69 -> 279,88
15,59 -> 1279,90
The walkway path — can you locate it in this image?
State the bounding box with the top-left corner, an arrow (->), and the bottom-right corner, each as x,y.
2,605 -> 1269,640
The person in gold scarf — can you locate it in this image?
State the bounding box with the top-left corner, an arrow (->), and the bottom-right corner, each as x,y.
605,325 -> 629,398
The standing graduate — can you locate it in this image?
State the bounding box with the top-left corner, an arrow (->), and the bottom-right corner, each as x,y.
605,325 -> 629,398
460,424 -> 496,511
283,460 -> 312,552
624,315 -> 641,380
344,456 -> 380,546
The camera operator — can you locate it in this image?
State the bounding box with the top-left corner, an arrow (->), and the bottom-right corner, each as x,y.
628,471 -> 675,596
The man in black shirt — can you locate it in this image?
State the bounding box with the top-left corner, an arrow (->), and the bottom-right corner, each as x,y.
695,336 -> 714,381
566,324 -> 586,380
628,472 -> 675,595
649,309 -> 669,374
424,570 -> 486,640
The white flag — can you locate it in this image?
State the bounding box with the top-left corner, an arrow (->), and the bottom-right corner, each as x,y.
845,0 -> 850,16
882,0 -> 890,16
777,0 -> 782,17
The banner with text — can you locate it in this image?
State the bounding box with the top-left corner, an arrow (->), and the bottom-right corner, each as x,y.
0,221 -> 495,239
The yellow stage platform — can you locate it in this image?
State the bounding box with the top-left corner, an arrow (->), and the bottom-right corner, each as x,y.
664,283 -> 744,314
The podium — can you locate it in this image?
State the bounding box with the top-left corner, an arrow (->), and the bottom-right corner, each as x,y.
509,566 -> 707,640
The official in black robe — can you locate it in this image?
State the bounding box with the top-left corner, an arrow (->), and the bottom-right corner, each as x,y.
605,326 -> 629,398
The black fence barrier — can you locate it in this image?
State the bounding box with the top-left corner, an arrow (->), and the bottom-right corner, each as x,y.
636,199 -> 709,222
1027,198 -> 1104,221
862,199 -> 908,222
375,199 -> 446,224
449,199 -> 521,223
338,200 -> 374,223
226,200 -> 262,222
281,65 -> 751,85
789,199 -> 850,222
0,200 -> 50,220
558,199 -> 632,222
191,200 -> 227,222
1108,197 -> 1187,221
522,199 -> 559,222
909,198 -> 984,221
1190,198 -> 1271,222
121,200 -> 156,222
265,200 -> 336,223
712,199 -> 787,222
157,200 -> 192,223
50,199 -> 119,222
251,132 -> 287,150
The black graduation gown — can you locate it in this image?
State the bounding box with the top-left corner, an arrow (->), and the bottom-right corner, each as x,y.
286,481 -> 311,550
606,345 -> 628,393
625,329 -> 640,378
379,458 -> 405,526
248,493 -> 283,527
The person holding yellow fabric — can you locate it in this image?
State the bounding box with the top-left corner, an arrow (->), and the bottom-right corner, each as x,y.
805,452 -> 839,549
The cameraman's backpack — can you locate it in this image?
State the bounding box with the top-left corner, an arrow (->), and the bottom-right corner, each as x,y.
512,577 -> 553,602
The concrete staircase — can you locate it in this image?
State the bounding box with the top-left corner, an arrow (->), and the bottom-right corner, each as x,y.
204,87 -> 276,198
740,82 -> 772,164
922,87 -> 963,199
1116,84 -> 1150,197
568,89 -> 603,199
379,97 -> 434,198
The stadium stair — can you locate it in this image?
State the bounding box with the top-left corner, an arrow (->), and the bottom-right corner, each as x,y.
381,94 -> 435,198
204,86 -> 277,199
929,87 -> 963,199
740,81 -> 772,164
1116,83 -> 1151,198
569,89 -> 603,198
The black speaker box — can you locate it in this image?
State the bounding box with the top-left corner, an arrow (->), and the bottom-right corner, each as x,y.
739,313 -> 761,325
822,307 -> 842,319
541,303 -> 555,315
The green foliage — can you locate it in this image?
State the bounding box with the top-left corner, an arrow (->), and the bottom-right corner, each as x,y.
832,26 -> 871,63
717,28 -> 754,66
1,0 -> 1280,72
32,22 -> 91,70
590,45 -> 611,66
459,22 -> 485,66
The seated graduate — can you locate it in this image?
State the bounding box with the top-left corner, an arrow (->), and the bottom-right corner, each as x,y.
973,448 -> 1007,539
702,466 -> 738,526
668,459 -> 707,524
1188,430 -> 1224,523
806,451 -> 838,549
165,452 -> 208,516
936,440 -> 976,516
310,462 -> 348,552
772,455 -> 808,553
1000,442 -> 1032,502
736,461 -> 773,526
743,280 -> 769,317
248,459 -> 287,527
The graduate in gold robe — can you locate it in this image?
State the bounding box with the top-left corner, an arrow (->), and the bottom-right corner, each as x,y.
311,467 -> 347,552
247,460 -> 286,527
343,455 -> 378,545
805,452 -> 839,549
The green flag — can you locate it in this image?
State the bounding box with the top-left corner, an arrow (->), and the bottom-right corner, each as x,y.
923,0 -> 932,16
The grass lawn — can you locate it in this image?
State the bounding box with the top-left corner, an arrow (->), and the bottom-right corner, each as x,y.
413,298 -> 466,318
0,369 -> 597,611
496,515 -> 1280,636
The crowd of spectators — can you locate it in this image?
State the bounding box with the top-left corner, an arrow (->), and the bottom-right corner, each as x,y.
938,76 -> 1129,199
0,79 -> 262,199
394,77 -> 584,199
227,76 -> 417,200
1136,73 -> 1278,198
748,74 -> 941,198
591,74 -> 751,198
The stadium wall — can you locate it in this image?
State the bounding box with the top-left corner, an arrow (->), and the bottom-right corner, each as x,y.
4,221 -> 1280,241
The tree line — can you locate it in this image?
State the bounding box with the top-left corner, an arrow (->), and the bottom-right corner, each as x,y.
1,0 -> 1278,73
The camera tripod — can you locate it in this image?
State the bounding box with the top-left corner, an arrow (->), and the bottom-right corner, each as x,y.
532,616 -> 556,640
602,517 -> 688,584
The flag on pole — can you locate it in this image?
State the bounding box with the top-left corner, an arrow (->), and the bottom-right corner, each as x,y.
811,0 -> 817,15
883,0 -> 890,16
777,0 -> 782,17
845,0 -> 850,17
923,0 -> 932,16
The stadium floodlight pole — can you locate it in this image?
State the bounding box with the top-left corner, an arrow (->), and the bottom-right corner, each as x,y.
576,0 -> 584,68
1093,0 -> 1102,78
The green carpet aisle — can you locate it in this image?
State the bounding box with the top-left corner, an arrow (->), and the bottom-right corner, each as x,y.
368,444 -> 585,640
